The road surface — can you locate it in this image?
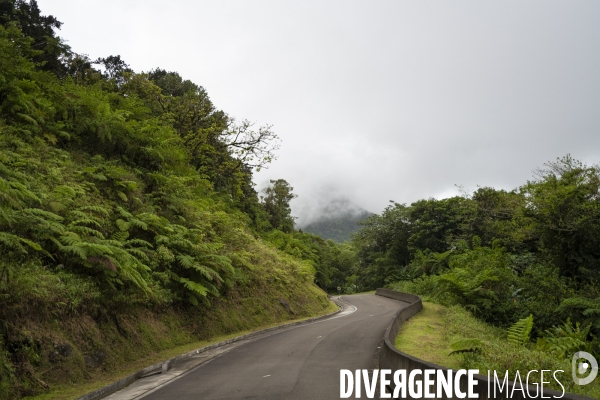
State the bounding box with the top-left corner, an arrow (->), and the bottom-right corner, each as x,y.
114,293 -> 407,400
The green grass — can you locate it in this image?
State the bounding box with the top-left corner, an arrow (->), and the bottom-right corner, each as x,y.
395,302 -> 600,398
395,302 -> 461,369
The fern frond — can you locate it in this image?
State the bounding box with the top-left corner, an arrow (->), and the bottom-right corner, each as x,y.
115,206 -> 133,219
178,277 -> 208,297
58,234 -> 82,246
0,232 -> 26,253
78,242 -> 114,256
47,201 -> 66,212
507,314 -> 533,345
111,231 -> 129,242
124,238 -> 152,248
192,264 -> 223,282
115,219 -> 130,231
21,208 -> 63,221
97,239 -> 123,248
558,297 -> 600,321
155,235 -> 170,245
18,237 -> 42,251
69,225 -> 105,239
69,210 -> 94,220
536,319 -> 592,358
78,205 -> 111,216
177,254 -> 195,268
52,185 -> 77,200
200,254 -> 234,274
449,338 -> 484,355
69,218 -> 102,228
125,248 -> 150,262
59,245 -> 87,260
128,218 -> 148,230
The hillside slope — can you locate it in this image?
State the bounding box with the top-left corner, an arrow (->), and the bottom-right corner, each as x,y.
0,9 -> 332,398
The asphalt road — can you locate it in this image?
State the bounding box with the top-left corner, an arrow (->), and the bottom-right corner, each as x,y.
137,293 -> 407,400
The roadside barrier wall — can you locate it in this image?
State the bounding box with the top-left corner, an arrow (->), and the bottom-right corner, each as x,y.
375,288 -> 590,400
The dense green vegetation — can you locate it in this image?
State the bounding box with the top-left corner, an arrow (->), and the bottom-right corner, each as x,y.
0,1 -> 353,398
351,156 -> 600,381
1,0 -> 597,397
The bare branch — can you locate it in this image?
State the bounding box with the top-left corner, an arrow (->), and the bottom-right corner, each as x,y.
221,119 -> 280,171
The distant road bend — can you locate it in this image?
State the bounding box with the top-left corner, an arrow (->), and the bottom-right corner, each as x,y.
114,294 -> 408,400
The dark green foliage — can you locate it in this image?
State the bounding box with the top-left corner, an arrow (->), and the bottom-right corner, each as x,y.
537,319 -> 596,358
523,155 -> 600,282
354,156 -> 600,355
261,179 -> 297,233
557,297 -> 600,331
0,0 -> 69,76
94,55 -> 132,86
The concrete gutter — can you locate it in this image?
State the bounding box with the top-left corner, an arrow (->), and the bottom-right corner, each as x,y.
77,300 -> 343,400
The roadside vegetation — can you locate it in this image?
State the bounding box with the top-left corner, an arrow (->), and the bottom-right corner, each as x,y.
344,154 -> 600,393
1,1 -> 599,398
0,2 -> 350,398
395,302 -> 600,398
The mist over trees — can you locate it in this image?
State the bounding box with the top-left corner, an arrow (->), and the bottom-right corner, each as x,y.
300,199 -> 372,242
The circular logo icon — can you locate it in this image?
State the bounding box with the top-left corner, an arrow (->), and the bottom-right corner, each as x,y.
572,351 -> 598,385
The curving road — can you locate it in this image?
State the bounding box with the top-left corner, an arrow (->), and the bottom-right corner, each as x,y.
111,294 -> 407,400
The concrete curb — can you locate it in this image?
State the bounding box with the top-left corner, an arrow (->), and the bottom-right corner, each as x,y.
77,300 -> 343,400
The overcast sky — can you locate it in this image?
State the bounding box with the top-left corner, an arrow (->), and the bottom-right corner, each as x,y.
40,0 -> 600,224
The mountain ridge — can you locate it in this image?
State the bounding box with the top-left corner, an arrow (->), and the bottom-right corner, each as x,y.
299,198 -> 372,242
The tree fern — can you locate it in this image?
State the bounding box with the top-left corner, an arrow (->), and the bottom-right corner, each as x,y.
557,297 -> 600,329
200,254 -> 234,275
68,210 -> 96,220
537,319 -> 592,358
0,231 -> 29,254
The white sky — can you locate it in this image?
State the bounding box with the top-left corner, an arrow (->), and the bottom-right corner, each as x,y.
40,0 -> 600,224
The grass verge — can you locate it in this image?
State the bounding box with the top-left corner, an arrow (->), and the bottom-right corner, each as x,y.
395,302 -> 600,399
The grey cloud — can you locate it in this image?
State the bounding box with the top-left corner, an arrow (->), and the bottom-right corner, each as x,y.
41,0 -> 600,219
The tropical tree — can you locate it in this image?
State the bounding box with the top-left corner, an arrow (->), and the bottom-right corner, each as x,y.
261,179 -> 297,233
522,155 -> 600,282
